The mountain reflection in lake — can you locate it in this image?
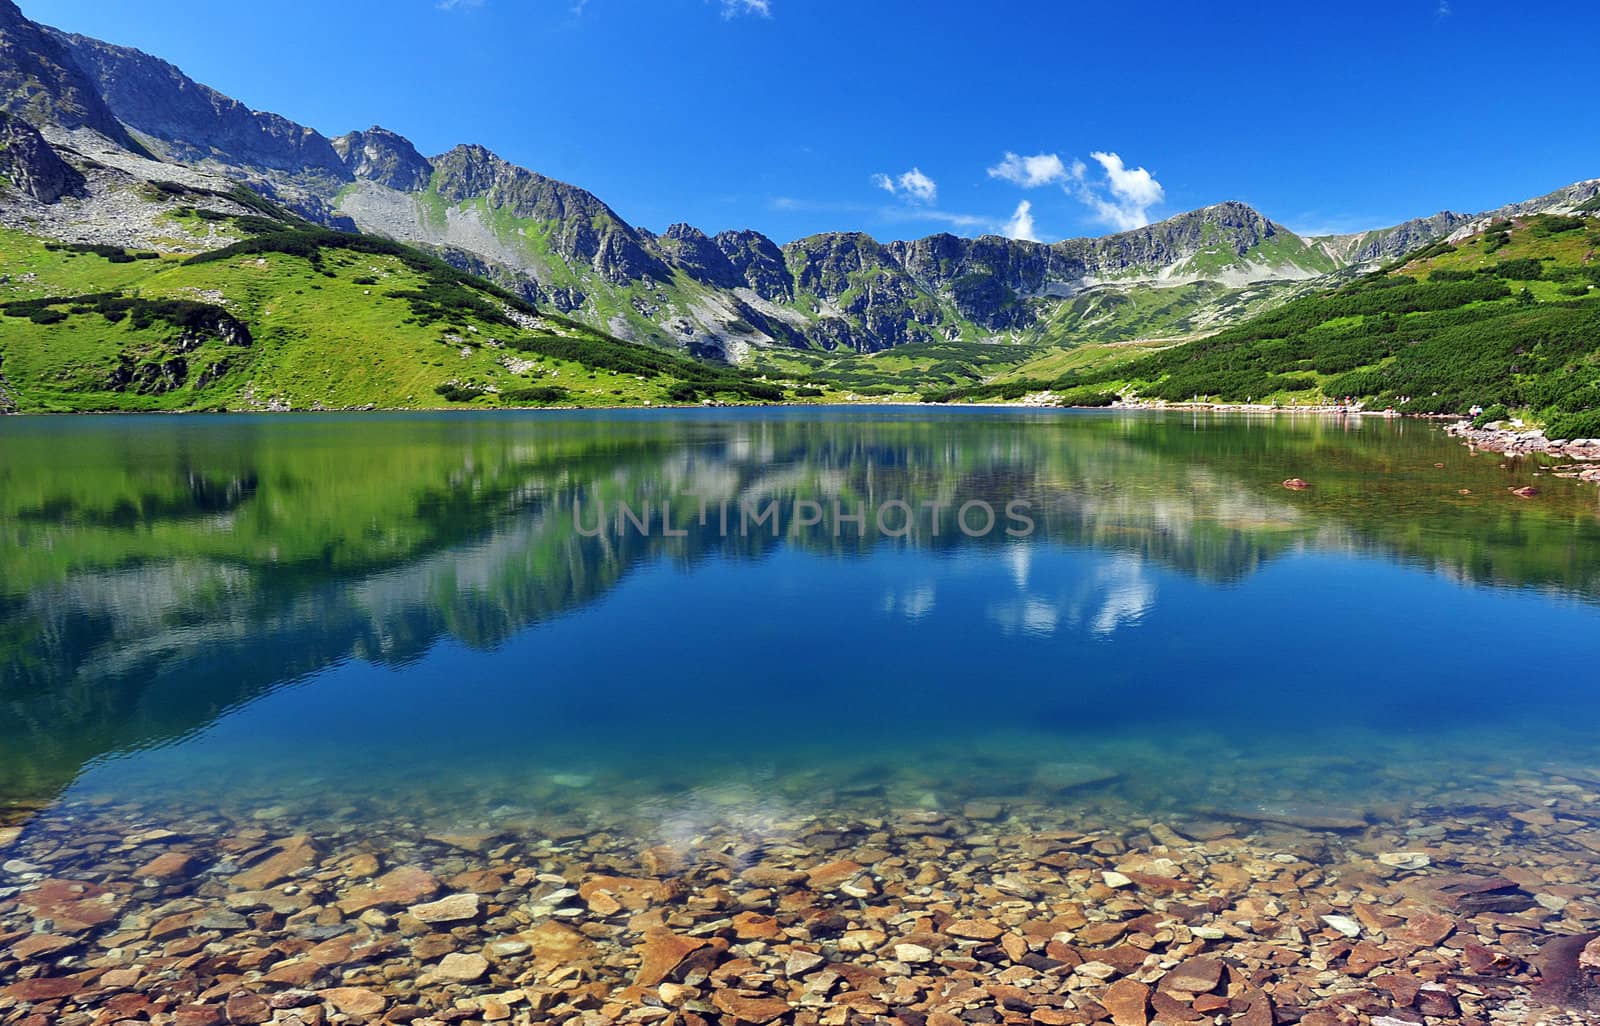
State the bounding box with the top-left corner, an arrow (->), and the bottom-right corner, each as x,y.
4,407 -> 1599,817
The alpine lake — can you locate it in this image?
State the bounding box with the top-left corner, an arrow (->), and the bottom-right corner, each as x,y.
3,408 -> 1600,1026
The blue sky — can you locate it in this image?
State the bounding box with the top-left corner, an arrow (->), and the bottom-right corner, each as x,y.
23,0 -> 1600,244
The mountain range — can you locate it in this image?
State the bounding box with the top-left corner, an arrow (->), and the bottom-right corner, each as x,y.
5,0 -> 1598,367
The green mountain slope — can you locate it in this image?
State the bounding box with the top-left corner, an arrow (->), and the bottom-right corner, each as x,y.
943,214 -> 1600,435
0,208 -> 790,413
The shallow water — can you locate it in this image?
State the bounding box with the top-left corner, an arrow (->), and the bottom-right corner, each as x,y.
3,407 -> 1599,827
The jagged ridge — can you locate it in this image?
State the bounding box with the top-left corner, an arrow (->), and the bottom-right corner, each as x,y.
3,0 -> 1599,361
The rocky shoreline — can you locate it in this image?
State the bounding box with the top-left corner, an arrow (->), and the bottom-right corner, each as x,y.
1444,422 -> 1600,485
6,771 -> 1600,1026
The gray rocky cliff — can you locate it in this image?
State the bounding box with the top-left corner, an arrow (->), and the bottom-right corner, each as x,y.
0,0 -> 133,145
44,27 -> 346,175
1332,212 -> 1469,264
0,108 -> 82,201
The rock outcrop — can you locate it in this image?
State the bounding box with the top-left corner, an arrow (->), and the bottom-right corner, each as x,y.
652,223 -> 743,289
714,229 -> 794,301
0,108 -> 82,201
332,126 -> 432,191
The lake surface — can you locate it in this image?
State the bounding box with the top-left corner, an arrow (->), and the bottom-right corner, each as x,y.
4,408 -> 1600,1023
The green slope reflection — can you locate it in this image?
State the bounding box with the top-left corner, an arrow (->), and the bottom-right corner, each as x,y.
3,409 -> 1599,810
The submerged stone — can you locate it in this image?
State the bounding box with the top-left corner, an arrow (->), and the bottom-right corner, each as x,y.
408,892 -> 480,924
634,931 -> 708,987
318,987 -> 387,1016
1215,802 -> 1369,831
435,951 -> 489,982
1034,762 -> 1122,791
337,866 -> 440,914
1377,851 -> 1431,870
1321,914 -> 1362,938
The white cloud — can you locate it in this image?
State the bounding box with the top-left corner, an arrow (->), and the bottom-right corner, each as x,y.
987,152 -> 1075,189
1079,151 -> 1164,230
986,148 -> 1164,233
436,0 -> 484,8
722,0 -> 771,16
1092,152 -> 1162,211
1002,200 -> 1038,242
872,167 -> 938,204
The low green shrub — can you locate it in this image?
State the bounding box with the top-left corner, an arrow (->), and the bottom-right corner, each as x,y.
499,386 -> 568,404
1547,410 -> 1600,440
433,382 -> 486,402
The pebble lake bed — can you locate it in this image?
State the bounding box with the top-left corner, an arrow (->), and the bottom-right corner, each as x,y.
4,408 -> 1600,1026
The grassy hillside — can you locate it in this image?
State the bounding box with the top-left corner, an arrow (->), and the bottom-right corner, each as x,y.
0,215 -> 790,412
930,214 -> 1600,435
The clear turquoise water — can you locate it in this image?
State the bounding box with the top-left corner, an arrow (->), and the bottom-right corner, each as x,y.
3,408 -> 1599,834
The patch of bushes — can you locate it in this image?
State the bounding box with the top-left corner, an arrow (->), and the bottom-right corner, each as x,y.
922,379 -> 1050,403
1055,385 -> 1119,407
1492,258 -> 1544,281
1528,214 -> 1587,237
43,242 -> 160,264
433,382 -> 486,403
1548,410 -> 1600,440
386,282 -> 505,327
503,330 -> 782,402
499,386 -> 568,404
0,293 -> 249,340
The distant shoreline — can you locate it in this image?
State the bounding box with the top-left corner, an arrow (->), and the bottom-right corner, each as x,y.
0,399 -> 1477,418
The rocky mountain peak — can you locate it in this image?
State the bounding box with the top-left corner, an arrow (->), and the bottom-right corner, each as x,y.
713,229 -> 793,301
654,223 -> 742,288
662,222 -> 710,242
431,144 -> 669,285
1198,199 -> 1270,221
431,143 -> 515,197
332,126 -> 431,191
1155,201 -> 1276,240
